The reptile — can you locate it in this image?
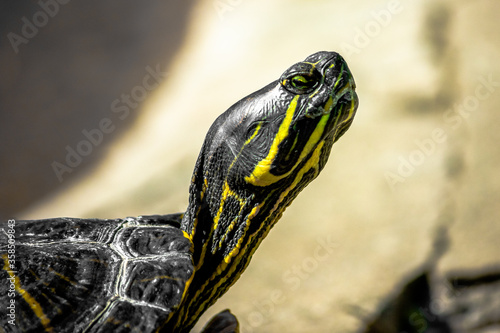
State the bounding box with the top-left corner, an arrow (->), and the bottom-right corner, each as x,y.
0,51 -> 358,332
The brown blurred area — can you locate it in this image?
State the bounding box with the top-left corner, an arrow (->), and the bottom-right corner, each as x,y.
0,1 -> 195,219
2,0 -> 500,332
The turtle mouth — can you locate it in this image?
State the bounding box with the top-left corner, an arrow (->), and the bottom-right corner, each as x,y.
324,55 -> 358,114
300,52 -> 358,122
324,78 -> 357,116
320,55 -> 358,141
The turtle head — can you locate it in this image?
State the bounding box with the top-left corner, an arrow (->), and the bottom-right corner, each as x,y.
239,50 -> 358,187
175,51 -> 358,330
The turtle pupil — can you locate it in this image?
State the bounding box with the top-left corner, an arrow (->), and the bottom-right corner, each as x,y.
283,74 -> 319,94
291,75 -> 313,89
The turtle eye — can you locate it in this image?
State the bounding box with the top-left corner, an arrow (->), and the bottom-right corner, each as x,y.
282,73 -> 319,94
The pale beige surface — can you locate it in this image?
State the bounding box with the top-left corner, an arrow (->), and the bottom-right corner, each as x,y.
22,0 -> 500,332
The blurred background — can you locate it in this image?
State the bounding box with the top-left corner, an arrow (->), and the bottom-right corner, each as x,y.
1,0 -> 499,332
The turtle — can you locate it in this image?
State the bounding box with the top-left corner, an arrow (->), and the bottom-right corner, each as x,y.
0,51 -> 358,333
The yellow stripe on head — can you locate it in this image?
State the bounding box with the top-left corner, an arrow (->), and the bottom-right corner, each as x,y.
244,95 -> 299,186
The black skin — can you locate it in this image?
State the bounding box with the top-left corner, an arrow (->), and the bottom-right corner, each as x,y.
171,51 -> 358,332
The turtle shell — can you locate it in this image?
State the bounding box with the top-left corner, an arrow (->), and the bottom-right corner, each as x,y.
0,214 -> 193,333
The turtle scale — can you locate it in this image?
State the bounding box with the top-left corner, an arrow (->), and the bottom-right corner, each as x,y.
0,214 -> 193,333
